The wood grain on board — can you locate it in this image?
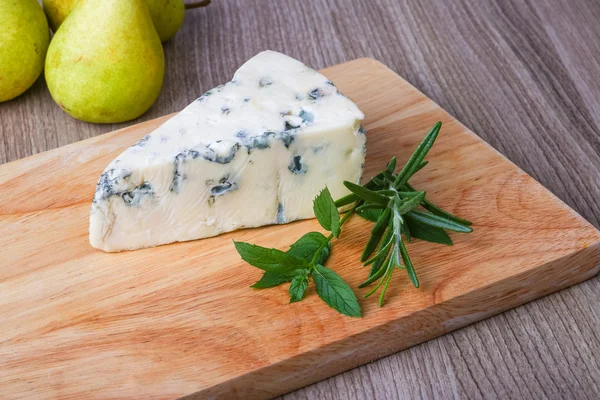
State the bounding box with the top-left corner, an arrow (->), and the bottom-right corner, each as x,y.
1,58 -> 599,399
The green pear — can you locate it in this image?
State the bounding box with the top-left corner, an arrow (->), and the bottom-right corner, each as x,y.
45,0 -> 165,123
42,0 -> 78,32
0,0 -> 50,102
145,0 -> 185,42
43,0 -> 203,42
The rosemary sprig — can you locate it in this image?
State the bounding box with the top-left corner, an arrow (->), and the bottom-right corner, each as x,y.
234,121 -> 472,316
344,122 -> 472,306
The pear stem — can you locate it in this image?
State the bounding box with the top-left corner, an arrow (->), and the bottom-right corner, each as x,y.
185,0 -> 211,9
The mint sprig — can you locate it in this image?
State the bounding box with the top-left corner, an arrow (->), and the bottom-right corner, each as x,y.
235,187 -> 360,317
234,122 -> 472,316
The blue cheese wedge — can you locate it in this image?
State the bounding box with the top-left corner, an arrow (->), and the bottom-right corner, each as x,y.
90,51 -> 366,252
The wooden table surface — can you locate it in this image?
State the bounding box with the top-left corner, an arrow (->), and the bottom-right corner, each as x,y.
2,0 -> 599,398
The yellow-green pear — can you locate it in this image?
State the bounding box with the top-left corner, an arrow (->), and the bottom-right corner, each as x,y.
145,0 -> 185,42
148,0 -> 210,42
43,0 -> 209,41
42,0 -> 78,32
45,0 -> 165,123
0,0 -> 50,102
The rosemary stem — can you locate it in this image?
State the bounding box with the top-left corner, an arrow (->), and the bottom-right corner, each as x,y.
339,208 -> 356,226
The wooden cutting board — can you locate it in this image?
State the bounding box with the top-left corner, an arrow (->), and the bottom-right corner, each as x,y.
1,58 -> 599,400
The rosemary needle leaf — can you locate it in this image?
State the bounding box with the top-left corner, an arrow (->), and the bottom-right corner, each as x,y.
386,156 -> 397,173
404,215 -> 453,245
376,189 -> 400,197
404,182 -> 472,226
394,121 -> 441,188
357,208 -> 383,222
363,237 -> 393,266
382,170 -> 395,180
402,219 -> 412,242
407,210 -> 473,233
365,172 -> 387,189
399,239 -> 419,288
335,170 -> 390,207
334,193 -> 359,208
397,191 -> 423,198
421,199 -> 473,226
361,207 -> 391,262
360,256 -> 391,288
378,265 -> 395,307
371,176 -> 387,186
414,160 -> 429,174
344,181 -> 390,205
364,259 -> 393,297
368,224 -> 393,278
355,203 -> 385,212
397,191 -> 426,215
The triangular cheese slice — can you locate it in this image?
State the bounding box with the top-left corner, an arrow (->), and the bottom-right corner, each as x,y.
90,51 -> 365,252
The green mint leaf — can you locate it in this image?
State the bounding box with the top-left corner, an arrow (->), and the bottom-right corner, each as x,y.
251,271 -> 291,289
407,210 -> 473,233
312,264 -> 361,317
234,241 -> 308,277
288,232 -> 330,265
289,274 -> 309,303
404,214 -> 452,245
313,187 -> 341,237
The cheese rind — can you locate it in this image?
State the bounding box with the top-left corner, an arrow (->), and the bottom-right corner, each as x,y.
90,51 -> 366,252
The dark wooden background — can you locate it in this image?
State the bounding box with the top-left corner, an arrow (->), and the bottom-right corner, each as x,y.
2,0 -> 600,398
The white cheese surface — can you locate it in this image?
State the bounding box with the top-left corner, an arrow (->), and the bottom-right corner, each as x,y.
90,50 -> 366,252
